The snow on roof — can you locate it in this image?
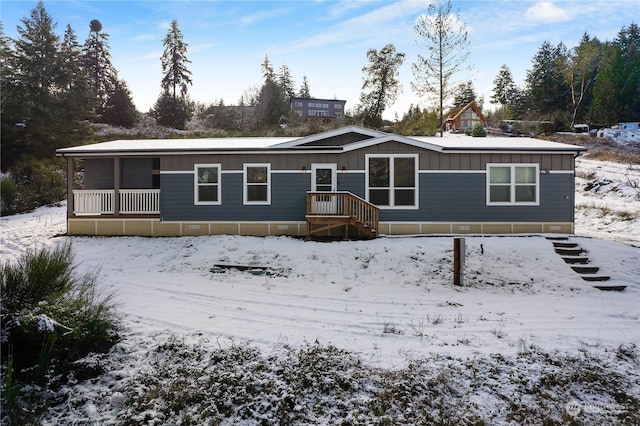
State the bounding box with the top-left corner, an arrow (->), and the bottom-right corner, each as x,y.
410,135 -> 586,152
57,137 -> 298,155
56,127 -> 585,156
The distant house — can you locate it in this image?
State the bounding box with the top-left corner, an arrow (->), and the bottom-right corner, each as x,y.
444,101 -> 485,132
290,97 -> 346,124
56,126 -> 585,239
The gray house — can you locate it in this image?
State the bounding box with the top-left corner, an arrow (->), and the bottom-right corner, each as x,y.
56,126 -> 585,238
290,97 -> 346,124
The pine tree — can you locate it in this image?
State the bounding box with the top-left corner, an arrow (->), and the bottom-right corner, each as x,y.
83,19 -> 118,116
412,0 -> 470,136
357,43 -> 405,128
491,65 -> 516,108
261,54 -> 275,82
102,80 -> 138,128
525,41 -> 571,117
452,80 -> 476,108
278,64 -> 296,99
299,75 -> 311,98
160,20 -> 192,98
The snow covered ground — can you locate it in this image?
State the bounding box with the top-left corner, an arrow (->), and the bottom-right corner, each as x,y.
1,154 -> 639,423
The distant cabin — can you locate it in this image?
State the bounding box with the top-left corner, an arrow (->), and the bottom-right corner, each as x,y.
444,101 -> 485,132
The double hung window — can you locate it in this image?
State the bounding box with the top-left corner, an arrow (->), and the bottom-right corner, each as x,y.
194,164 -> 221,205
244,164 -> 270,204
487,164 -> 539,205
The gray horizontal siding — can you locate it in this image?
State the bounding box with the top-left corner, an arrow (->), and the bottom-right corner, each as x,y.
160,171 -> 574,223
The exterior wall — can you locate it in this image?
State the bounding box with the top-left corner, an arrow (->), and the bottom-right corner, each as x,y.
67,140 -> 578,237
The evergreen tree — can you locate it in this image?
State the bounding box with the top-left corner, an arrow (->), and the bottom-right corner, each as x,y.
614,23 -> 640,121
151,91 -> 191,129
256,79 -> 287,128
525,41 -> 571,117
357,44 -> 405,128
160,20 -> 192,98
412,0 -> 470,136
278,64 -> 296,99
491,65 -> 516,108
83,19 -> 117,117
60,24 -> 93,121
452,80 -> 476,107
299,75 -> 311,98
102,80 -> 138,128
261,54 -> 275,82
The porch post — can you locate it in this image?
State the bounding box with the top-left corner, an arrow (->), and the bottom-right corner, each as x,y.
66,157 -> 74,216
114,157 -> 121,216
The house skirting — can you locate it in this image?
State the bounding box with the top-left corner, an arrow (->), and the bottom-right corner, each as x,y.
66,218 -> 573,237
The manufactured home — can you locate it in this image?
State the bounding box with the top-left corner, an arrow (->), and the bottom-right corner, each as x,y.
56,126 -> 585,238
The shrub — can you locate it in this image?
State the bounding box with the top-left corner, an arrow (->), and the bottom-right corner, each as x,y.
2,158 -> 66,215
0,178 -> 17,215
471,124 -> 487,137
1,242 -> 121,421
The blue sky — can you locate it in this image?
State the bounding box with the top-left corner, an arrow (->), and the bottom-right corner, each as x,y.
2,0 -> 638,120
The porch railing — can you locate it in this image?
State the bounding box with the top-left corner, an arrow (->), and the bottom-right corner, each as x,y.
306,191 -> 379,232
120,189 -> 160,214
72,189 -> 160,215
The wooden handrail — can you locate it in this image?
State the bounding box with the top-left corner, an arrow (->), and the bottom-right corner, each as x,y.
306,191 -> 379,233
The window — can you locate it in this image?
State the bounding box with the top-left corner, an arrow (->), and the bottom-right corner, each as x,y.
244,164 -> 270,204
487,164 -> 539,205
322,103 -> 329,108
308,102 -> 314,107
294,101 -> 302,107
334,104 -> 342,109
295,110 -> 303,116
194,164 -> 220,205
366,155 -> 418,208
315,103 -> 322,107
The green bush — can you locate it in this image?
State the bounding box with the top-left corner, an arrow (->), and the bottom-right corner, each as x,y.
2,158 -> 66,215
1,242 -> 121,420
471,124 -> 487,137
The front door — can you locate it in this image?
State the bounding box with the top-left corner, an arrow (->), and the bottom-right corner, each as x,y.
311,164 -> 337,214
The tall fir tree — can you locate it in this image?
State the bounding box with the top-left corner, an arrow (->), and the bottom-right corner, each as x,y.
298,75 -> 311,98
160,20 -> 192,98
278,64 -> 296,99
525,41 -> 571,117
83,19 -> 118,117
452,80 -> 477,108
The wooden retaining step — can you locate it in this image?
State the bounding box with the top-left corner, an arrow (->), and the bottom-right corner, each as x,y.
593,284 -> 627,291
581,275 -> 611,282
562,256 -> 590,264
571,266 -> 600,274
555,248 -> 586,256
553,242 -> 579,248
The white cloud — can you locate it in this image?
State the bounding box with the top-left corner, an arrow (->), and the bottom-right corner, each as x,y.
525,1 -> 570,23
239,6 -> 292,26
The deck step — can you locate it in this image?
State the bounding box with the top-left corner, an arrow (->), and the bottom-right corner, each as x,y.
571,266 -> 600,274
546,236 -> 569,241
581,275 -> 610,282
562,256 -> 590,264
593,284 -> 627,291
555,248 -> 585,256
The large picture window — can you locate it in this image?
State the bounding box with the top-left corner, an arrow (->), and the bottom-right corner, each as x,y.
244,164 -> 270,205
194,164 -> 220,205
487,164 -> 539,205
366,155 -> 418,208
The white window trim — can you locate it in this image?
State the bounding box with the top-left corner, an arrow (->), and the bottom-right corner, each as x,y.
194,164 -> 221,205
243,163 -> 271,205
365,154 -> 419,209
486,163 -> 540,206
